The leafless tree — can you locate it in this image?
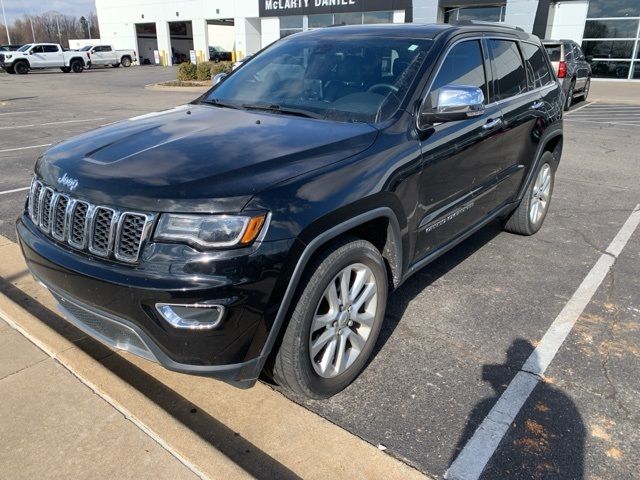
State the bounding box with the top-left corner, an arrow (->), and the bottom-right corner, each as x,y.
4,11 -> 100,48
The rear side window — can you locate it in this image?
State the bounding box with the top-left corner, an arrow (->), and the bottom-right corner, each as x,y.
429,40 -> 488,107
522,43 -> 553,89
489,39 -> 527,101
43,45 -> 58,53
544,44 -> 561,62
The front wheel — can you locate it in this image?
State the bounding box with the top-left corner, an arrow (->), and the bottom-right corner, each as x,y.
14,61 -> 28,75
273,237 -> 388,399
503,151 -> 556,236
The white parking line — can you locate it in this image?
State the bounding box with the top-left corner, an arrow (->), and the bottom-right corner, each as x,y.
0,110 -> 39,116
0,118 -> 105,130
564,118 -> 640,127
0,186 -> 29,196
0,143 -> 52,154
446,204 -> 640,480
565,101 -> 593,115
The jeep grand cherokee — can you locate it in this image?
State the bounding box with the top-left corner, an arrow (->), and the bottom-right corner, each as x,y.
17,23 -> 563,399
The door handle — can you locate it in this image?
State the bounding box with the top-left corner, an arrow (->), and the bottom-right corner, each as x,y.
530,100 -> 544,110
482,118 -> 502,130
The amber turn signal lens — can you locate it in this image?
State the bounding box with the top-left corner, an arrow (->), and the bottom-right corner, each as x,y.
240,214 -> 266,245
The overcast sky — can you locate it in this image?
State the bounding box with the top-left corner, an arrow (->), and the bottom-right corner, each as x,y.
1,0 -> 96,23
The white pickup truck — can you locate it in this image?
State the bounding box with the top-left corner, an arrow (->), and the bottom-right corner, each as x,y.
0,43 -> 90,74
80,45 -> 137,68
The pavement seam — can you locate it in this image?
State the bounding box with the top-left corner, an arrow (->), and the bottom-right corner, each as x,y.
0,310 -> 211,480
0,355 -> 50,382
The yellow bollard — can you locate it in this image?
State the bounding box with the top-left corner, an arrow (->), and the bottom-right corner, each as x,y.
231,50 -> 236,63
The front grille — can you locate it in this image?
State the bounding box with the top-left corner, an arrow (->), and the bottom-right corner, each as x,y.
0,54 -> 4,63
28,179 -> 154,263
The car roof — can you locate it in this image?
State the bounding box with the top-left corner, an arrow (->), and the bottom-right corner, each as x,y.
294,22 -> 539,42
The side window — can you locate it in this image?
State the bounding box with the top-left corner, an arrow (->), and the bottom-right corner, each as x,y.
489,39 -> 528,101
104,46 -> 113,52
43,45 -> 58,53
429,40 -> 488,107
564,43 -> 573,61
522,43 -> 553,89
31,45 -> 44,54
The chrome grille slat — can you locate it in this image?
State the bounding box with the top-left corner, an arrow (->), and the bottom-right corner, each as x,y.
27,178 -> 154,264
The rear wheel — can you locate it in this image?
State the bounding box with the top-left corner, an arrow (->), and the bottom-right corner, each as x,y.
564,79 -> 575,110
503,151 -> 556,236
273,237 -> 388,399
14,61 -> 28,75
580,77 -> 591,101
70,60 -> 83,73
121,56 -> 132,67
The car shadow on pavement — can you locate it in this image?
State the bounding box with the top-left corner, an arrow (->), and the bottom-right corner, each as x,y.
450,339 -> 586,479
0,277 -> 301,480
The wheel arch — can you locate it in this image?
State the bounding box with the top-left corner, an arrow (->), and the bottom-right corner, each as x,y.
515,128 -> 563,203
13,58 -> 30,69
69,56 -> 85,66
247,207 -> 404,381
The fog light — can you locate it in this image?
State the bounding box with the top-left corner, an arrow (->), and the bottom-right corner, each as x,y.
156,303 -> 225,330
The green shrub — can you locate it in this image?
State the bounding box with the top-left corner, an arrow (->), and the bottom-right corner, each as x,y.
196,61 -> 215,81
211,61 -> 233,76
177,62 -> 197,81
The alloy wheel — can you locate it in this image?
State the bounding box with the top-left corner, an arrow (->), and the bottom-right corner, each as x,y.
530,163 -> 552,225
309,263 -> 378,378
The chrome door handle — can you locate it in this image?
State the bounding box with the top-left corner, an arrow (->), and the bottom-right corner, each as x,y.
482,118 -> 502,130
531,100 -> 544,110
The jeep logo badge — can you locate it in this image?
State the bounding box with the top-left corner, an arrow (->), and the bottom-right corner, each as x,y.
58,173 -> 79,191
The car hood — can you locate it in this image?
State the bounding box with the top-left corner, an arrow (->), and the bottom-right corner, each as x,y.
35,104 -> 378,213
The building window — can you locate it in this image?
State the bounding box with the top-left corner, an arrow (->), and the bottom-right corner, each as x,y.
582,5 -> 640,80
444,5 -> 506,24
308,14 -> 334,29
280,15 -> 304,38
363,11 -> 394,24
334,12 -> 363,25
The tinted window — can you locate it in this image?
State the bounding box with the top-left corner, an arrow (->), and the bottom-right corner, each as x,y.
544,44 -> 561,61
31,45 -> 44,53
587,0 -> 640,18
582,40 -> 635,58
584,19 -> 639,38
490,39 -> 527,100
43,45 -> 58,53
522,43 -> 553,89
429,40 -> 487,107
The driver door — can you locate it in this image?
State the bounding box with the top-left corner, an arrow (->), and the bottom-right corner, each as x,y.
413,38 -> 504,262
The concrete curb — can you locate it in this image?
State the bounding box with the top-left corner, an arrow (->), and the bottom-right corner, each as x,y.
145,83 -> 209,93
0,237 -> 429,480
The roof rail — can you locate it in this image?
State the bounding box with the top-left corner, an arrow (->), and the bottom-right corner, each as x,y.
451,20 -> 525,33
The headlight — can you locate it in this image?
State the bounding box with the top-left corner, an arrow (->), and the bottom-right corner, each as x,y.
4,55 -> 12,59
154,213 -> 267,249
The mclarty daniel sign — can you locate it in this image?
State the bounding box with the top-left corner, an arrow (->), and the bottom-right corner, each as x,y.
260,0 -> 411,17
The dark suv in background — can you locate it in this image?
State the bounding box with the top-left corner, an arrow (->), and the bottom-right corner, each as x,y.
18,23 -> 563,399
543,39 -> 591,110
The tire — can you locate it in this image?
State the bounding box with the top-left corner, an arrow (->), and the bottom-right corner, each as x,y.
14,61 -> 28,75
503,151 -> 556,236
564,79 -> 575,111
273,236 -> 388,399
70,60 -> 83,73
579,77 -> 591,101
60,67 -> 71,73
121,56 -> 131,67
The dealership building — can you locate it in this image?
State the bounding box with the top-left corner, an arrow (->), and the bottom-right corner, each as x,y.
95,0 -> 640,79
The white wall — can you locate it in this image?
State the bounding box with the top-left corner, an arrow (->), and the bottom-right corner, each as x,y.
208,24 -> 235,51
505,0 -> 540,33
261,17 -> 280,48
547,1 -> 589,43
412,0 -> 439,24
68,38 -> 103,49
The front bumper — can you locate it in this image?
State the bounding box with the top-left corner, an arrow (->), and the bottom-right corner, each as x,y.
17,215 -> 294,386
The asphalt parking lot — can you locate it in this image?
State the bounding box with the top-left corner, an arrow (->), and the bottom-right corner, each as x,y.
1,69 -> 639,480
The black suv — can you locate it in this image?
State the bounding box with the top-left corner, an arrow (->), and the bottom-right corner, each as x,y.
542,39 -> 591,110
18,23 -> 563,399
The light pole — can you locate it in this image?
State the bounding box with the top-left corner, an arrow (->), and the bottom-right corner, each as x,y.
29,16 -> 35,42
0,0 -> 11,44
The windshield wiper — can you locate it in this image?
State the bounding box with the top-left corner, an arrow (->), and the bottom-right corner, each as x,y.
201,98 -> 241,110
241,103 -> 322,119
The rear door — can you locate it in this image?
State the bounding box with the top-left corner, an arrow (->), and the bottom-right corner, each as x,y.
413,37 -> 504,261
571,42 -> 590,89
42,45 -> 63,67
100,46 -> 117,64
488,38 -> 544,206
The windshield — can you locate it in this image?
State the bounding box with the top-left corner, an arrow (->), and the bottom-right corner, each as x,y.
80,46 -> 93,51
202,32 -> 432,123
18,44 -> 32,52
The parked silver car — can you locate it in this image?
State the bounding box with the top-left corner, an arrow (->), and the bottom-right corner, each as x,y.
543,40 -> 592,110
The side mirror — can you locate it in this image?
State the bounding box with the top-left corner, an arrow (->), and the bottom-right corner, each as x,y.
212,72 -> 228,85
420,85 -> 485,127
